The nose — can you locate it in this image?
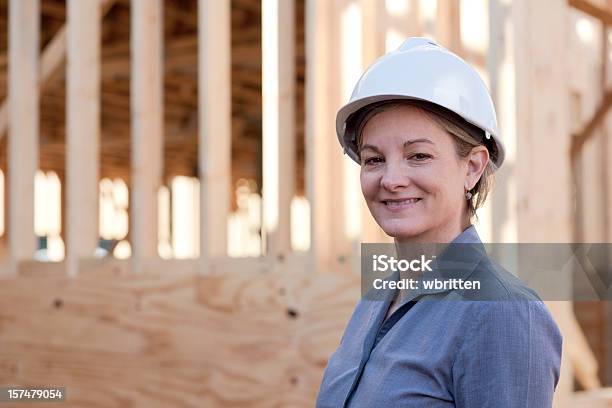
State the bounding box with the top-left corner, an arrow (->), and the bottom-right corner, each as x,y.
380,161 -> 410,192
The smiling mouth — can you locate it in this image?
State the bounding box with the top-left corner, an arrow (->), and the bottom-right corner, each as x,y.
381,198 -> 422,210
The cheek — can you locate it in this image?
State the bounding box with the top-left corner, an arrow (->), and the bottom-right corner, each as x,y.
417,166 -> 462,202
433,170 -> 465,205
360,172 -> 378,198
408,170 -> 440,196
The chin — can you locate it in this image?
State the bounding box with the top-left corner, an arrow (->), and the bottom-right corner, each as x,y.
379,219 -> 429,240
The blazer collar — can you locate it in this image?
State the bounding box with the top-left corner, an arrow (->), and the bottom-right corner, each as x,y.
391,225 -> 487,305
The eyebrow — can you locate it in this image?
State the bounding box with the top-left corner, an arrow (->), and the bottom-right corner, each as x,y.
360,138 -> 435,153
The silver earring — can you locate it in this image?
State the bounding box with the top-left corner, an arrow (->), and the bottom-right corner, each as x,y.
465,191 -> 472,200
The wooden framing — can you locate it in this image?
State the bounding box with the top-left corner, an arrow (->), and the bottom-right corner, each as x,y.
360,0 -> 385,64
198,0 -> 231,264
571,90 -> 612,158
570,0 -> 612,390
66,0 -> 102,277
0,0 -> 115,143
306,0 -> 351,273
359,0 -> 388,244
514,0 -> 572,242
568,0 -> 612,159
605,4 -> 612,385
335,0 -> 361,250
7,0 -> 40,268
569,0 -> 612,25
130,0 -> 164,271
384,0 -> 421,50
262,0 -> 295,257
305,0 -> 330,271
513,1 -> 578,406
435,0 -> 461,54
486,0 -> 517,242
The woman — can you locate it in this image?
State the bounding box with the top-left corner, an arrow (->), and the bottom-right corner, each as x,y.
316,38 -> 562,407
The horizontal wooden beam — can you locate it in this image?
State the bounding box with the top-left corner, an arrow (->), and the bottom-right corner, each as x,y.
568,0 -> 612,25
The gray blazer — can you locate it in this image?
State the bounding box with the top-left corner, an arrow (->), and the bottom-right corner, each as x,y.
316,226 -> 562,407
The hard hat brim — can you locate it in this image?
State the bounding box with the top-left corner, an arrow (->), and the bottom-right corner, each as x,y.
336,94 -> 505,169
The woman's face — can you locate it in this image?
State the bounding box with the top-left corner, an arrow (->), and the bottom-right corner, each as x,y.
359,105 -> 474,243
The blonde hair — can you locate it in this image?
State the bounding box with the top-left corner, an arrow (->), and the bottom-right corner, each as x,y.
350,99 -> 497,220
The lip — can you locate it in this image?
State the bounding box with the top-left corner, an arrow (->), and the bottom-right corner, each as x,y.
380,198 -> 422,212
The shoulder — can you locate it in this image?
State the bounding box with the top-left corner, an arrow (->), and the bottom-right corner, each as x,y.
452,257 -> 563,347
453,289 -> 563,365
465,297 -> 561,337
453,296 -> 563,376
458,255 -> 543,301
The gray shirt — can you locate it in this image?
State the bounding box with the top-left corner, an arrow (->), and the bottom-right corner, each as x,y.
316,226 -> 562,407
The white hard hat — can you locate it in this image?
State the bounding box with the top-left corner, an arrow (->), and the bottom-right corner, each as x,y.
336,37 -> 505,169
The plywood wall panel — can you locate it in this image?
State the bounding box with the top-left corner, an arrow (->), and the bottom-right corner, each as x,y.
0,260 -> 360,407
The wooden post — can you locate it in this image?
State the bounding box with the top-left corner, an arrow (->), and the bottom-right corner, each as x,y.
8,0 -> 40,272
513,1 -> 571,241
487,0 -> 517,243
198,0 -> 231,268
513,0 -> 573,405
59,172 -> 66,248
359,0 -> 395,244
306,0 -> 333,272
66,0 -> 101,277
305,0 -> 352,273
337,0 -> 359,252
360,0 -> 385,67
0,169 -> 7,258
131,0 -> 163,273
606,22 -> 612,385
262,0 -> 295,257
435,0 -> 461,54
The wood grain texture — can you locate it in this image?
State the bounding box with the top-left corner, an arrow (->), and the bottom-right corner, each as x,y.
0,259 -> 360,407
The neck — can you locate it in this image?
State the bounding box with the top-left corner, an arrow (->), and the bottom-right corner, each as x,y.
394,216 -> 471,246
391,217 -> 472,306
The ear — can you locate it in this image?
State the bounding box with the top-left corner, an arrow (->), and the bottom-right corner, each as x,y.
464,146 -> 489,191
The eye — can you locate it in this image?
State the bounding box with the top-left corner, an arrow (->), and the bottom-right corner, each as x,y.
410,153 -> 431,161
363,157 -> 383,166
